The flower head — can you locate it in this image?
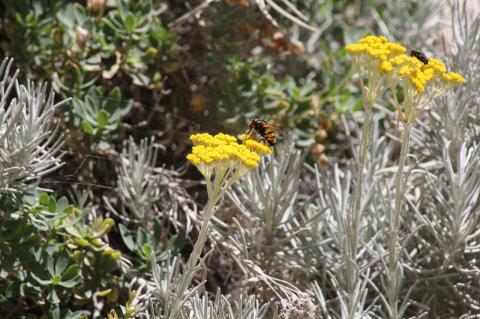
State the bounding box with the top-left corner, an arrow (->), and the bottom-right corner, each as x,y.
346,35 -> 465,118
187,133 -> 270,171
187,132 -> 271,196
346,35 -> 407,104
389,55 -> 464,94
346,35 -> 406,74
346,35 -> 464,95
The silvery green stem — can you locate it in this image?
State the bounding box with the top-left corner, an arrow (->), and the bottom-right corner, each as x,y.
167,189 -> 221,319
388,116 -> 413,319
351,98 -> 373,260
346,97 -> 373,311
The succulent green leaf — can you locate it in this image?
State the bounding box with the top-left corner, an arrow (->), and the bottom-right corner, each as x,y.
81,120 -> 94,135
96,110 -> 109,129
39,193 -> 49,205
123,13 -> 136,33
119,224 -> 135,252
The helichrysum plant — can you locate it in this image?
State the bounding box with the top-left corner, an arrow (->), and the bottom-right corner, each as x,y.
0,58 -> 68,193
158,132 -> 271,318
403,2 -> 480,314
222,143 -> 312,295
105,135 -> 199,237
185,290 -> 270,319
345,35 -> 464,318
314,36 -> 408,317
108,136 -> 161,230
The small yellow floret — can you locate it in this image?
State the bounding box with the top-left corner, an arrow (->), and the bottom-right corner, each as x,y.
244,139 -> 272,156
422,68 -> 435,82
379,61 -> 393,73
386,43 -> 406,54
345,43 -> 366,55
427,58 -> 446,73
244,160 -> 258,169
214,133 -> 237,144
390,54 -> 410,66
190,133 -> 218,147
398,66 -> 411,77
186,153 -> 201,165
442,72 -> 465,84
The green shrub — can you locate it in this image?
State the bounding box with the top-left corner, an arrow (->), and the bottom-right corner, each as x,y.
0,193 -> 118,317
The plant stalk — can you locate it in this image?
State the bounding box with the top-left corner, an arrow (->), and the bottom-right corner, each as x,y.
346,96 -> 373,315
351,100 -> 373,259
388,117 -> 413,319
168,190 -> 220,319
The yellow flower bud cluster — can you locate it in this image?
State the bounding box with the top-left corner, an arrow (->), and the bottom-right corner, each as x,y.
186,132 -> 272,173
103,247 -> 122,260
346,35 -> 465,94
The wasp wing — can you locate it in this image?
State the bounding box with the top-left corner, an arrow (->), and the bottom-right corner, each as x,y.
268,123 -> 285,132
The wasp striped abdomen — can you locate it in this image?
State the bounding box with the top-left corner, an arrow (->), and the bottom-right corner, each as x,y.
247,119 -> 282,147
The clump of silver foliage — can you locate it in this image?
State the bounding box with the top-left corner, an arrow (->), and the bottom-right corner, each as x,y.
0,58 -> 67,193
143,1 -> 480,318
101,1 -> 480,318
105,136 -> 198,234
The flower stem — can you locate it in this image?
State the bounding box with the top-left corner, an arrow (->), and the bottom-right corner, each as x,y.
351,100 -> 373,258
168,191 -> 220,319
341,96 -> 374,318
388,117 -> 413,319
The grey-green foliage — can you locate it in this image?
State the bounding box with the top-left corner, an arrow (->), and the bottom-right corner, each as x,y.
105,136 -> 197,233
304,118 -> 392,318
406,1 -> 480,314
0,58 -> 67,192
148,256 -> 270,319
306,1 -> 480,317
109,136 -> 161,230
186,291 -> 270,319
222,142 -> 310,283
368,0 -> 443,48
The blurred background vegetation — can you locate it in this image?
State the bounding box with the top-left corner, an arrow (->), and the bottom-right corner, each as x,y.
1,0 -> 472,318
1,0 -> 438,160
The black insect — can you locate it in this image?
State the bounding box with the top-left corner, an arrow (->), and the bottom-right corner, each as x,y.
410,49 -> 429,64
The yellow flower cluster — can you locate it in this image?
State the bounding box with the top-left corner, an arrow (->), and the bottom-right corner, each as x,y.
239,133 -> 273,155
186,132 -> 271,173
346,35 -> 406,73
346,35 -> 465,94
390,55 -> 464,93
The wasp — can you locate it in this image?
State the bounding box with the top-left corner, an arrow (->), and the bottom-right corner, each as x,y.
410,49 -> 429,64
246,119 -> 283,146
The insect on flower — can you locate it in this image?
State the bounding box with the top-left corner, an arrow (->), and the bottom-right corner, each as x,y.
247,118 -> 284,146
410,49 -> 429,64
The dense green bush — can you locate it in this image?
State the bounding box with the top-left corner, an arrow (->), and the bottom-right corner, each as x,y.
0,193 -> 118,317
0,0 -> 365,153
2,0 -> 178,149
